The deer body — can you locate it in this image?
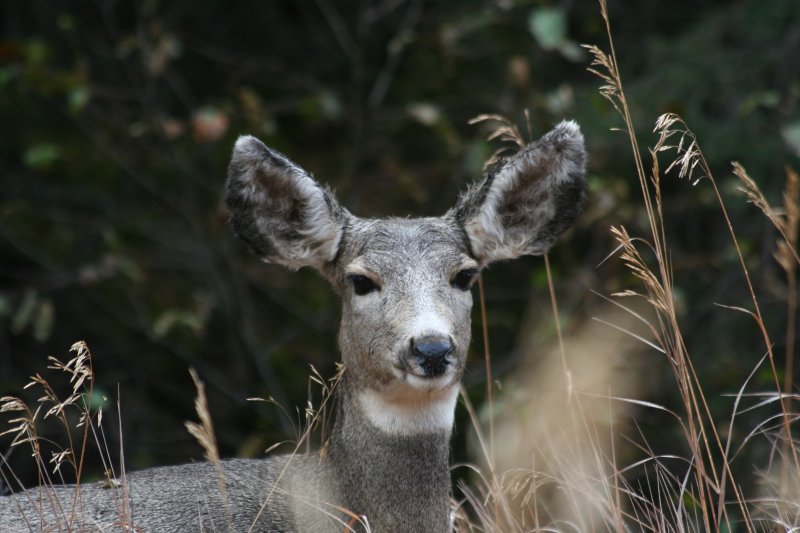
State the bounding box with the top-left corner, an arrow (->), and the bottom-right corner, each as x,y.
0,121 -> 586,532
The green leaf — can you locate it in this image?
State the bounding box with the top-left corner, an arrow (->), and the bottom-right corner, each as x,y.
528,7 -> 567,51
68,85 -> 91,112
782,120 -> 800,157
406,102 -> 441,126
23,143 -> 61,169
464,141 -> 491,175
739,90 -> 780,115
153,304 -> 208,338
318,90 -> 342,120
115,255 -> 144,283
87,387 -> 110,410
33,299 -> 54,343
531,266 -> 549,288
11,289 -> 37,334
0,66 -> 18,87
0,294 -> 9,317
528,7 -> 586,62
57,14 -> 76,32
558,41 -> 586,62
24,39 -> 50,66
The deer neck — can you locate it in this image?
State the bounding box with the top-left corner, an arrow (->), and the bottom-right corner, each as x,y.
328,374 -> 455,532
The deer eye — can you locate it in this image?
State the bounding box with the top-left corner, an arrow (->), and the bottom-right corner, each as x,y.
349,274 -> 379,296
451,268 -> 478,291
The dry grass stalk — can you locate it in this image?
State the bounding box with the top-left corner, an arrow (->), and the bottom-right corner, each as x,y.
249,362 -> 347,531
476,275 -> 496,476
733,163 -> 800,265
468,113 -> 529,168
585,45 -> 800,533
586,9 -> 721,529
779,167 -> 800,422
468,110 -> 536,524
655,112 -> 800,487
0,341 -> 133,530
733,162 -> 800,503
186,367 -> 233,532
578,0 -> 800,529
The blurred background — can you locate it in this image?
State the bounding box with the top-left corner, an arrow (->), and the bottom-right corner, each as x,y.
1,0 -> 799,503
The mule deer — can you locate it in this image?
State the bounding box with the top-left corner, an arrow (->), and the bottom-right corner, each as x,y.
0,121 -> 586,531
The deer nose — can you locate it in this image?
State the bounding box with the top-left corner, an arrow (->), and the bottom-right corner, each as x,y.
411,337 -> 453,376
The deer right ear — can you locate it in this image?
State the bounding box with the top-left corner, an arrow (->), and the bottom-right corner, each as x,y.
225,136 -> 348,270
453,121 -> 587,265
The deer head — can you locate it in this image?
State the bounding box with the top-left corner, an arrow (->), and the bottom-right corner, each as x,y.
225,120 -> 586,435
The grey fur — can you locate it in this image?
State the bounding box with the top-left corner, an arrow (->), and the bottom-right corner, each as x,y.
0,121 -> 586,532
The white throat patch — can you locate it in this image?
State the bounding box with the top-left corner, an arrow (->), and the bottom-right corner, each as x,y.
357,386 -> 459,436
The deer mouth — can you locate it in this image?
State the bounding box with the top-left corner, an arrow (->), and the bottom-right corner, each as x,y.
418,354 -> 450,376
393,359 -> 455,390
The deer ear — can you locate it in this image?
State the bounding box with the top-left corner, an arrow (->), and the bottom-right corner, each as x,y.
225,136 -> 348,270
453,120 -> 586,265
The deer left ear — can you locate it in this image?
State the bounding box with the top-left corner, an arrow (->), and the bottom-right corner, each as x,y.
225,136 -> 349,270
452,120 -> 587,265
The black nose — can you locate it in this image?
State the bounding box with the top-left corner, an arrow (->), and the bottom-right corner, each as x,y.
411,337 -> 453,376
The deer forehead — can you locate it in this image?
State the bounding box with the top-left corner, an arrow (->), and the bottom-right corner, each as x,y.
338,217 -> 474,280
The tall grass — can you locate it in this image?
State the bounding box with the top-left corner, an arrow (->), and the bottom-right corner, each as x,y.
0,341 -> 134,530
456,0 -> 800,531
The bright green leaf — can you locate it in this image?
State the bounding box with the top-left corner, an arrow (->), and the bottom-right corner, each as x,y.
528,7 -> 585,62
87,387 -> 110,410
528,7 -> 566,51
